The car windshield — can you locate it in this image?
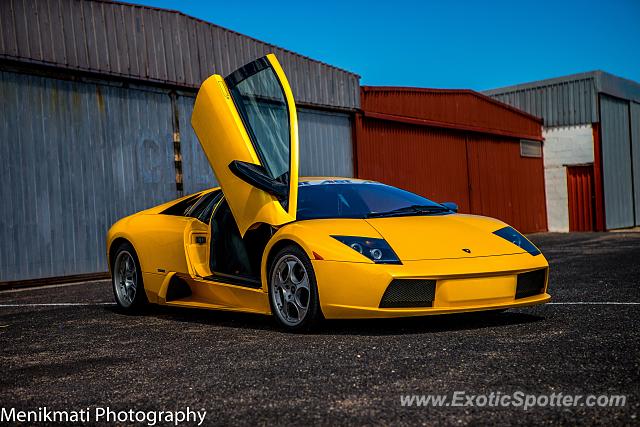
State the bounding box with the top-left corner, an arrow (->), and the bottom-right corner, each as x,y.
296,181 -> 450,220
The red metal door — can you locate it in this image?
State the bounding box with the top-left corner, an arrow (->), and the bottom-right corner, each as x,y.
567,165 -> 596,231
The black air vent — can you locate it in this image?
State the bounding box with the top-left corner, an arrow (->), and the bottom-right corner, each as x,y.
516,268 -> 547,299
166,275 -> 192,301
379,279 -> 436,308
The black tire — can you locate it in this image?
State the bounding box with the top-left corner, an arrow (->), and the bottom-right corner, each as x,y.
111,242 -> 148,311
268,244 -> 323,332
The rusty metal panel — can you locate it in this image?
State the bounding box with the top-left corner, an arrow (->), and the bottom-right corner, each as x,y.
600,95 -> 634,229
361,87 -> 542,140
0,70 -> 176,282
356,117 -> 472,213
0,0 -> 360,110
566,165 -> 595,231
466,135 -> 547,233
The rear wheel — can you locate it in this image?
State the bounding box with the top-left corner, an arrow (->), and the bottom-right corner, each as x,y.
268,245 -> 322,331
112,242 -> 147,311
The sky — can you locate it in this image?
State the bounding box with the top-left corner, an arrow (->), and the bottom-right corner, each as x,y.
126,0 -> 640,90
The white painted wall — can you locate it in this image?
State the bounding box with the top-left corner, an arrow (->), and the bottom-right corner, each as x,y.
543,125 -> 594,231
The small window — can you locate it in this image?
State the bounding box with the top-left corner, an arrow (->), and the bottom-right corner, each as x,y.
520,140 -> 542,158
186,190 -> 222,223
161,194 -> 203,216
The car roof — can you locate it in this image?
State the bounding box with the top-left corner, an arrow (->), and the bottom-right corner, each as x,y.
191,177 -> 377,199
299,177 -> 374,184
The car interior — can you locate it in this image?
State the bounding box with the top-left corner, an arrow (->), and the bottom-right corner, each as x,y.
162,190 -> 273,288
209,198 -> 272,285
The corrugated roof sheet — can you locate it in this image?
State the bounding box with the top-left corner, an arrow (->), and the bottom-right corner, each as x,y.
483,71 -> 640,127
0,0 -> 360,109
361,86 -> 543,140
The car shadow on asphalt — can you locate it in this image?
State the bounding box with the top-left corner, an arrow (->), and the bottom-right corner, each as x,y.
321,311 -> 544,336
105,305 -> 544,336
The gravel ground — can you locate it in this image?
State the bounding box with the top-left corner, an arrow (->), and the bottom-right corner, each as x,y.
0,232 -> 638,425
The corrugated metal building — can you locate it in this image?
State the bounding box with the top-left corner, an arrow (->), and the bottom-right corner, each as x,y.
0,0 -> 360,282
484,71 -> 640,231
356,87 -> 547,233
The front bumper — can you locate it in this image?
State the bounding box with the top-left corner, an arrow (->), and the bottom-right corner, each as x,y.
312,252 -> 550,319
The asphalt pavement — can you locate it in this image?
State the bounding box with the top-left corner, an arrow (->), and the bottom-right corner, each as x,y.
0,232 -> 638,425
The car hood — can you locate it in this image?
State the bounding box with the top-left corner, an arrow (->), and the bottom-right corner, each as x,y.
365,214 -> 527,261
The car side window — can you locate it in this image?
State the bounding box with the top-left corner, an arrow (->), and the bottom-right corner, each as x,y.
161,194 -> 203,216
186,190 -> 222,223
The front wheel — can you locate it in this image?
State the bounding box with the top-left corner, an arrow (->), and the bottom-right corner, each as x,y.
111,242 -> 147,311
268,245 -> 322,331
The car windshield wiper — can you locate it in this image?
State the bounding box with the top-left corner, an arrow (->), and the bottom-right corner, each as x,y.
366,204 -> 450,218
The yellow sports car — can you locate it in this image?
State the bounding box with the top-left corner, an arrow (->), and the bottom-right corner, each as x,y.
107,54 -> 550,331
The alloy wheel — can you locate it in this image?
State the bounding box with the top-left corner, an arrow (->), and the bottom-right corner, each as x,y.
270,254 -> 311,327
114,250 -> 137,307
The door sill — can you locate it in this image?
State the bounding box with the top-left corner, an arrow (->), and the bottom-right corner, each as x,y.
203,272 -> 262,289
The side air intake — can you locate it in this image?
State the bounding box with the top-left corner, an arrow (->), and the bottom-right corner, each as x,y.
166,275 -> 192,302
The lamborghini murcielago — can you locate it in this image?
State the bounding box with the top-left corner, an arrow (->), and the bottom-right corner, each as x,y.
107,54 -> 550,331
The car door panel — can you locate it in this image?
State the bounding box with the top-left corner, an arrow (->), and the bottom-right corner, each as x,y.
191,54 -> 298,237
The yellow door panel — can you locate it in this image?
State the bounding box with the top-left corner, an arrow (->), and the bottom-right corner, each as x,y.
184,220 -> 211,278
127,214 -> 192,274
191,54 -> 298,236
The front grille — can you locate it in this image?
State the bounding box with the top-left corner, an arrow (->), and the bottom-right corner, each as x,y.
379,279 -> 436,308
516,268 -> 547,299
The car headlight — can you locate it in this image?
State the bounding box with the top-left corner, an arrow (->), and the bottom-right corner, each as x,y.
493,226 -> 541,256
331,236 -> 401,264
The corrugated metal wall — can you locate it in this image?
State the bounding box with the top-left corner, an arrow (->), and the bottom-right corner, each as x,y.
0,68 -> 355,281
0,0 -> 360,110
466,135 -> 547,232
600,95 -> 635,229
0,70 -> 177,281
486,77 -> 598,127
297,109 -> 353,177
631,102 -> 640,226
177,94 -> 216,195
356,117 -> 547,233
356,88 -> 547,233
356,118 -> 472,212
0,0 -> 361,282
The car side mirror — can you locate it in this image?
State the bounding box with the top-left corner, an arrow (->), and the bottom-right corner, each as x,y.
441,202 -> 458,212
228,160 -> 288,200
